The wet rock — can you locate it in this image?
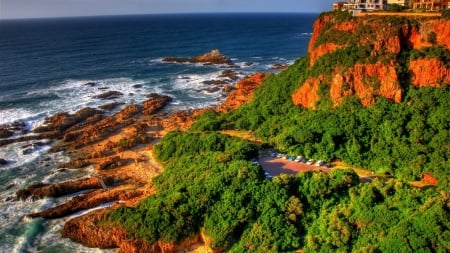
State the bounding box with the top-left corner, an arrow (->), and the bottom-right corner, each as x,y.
142,94 -> 172,115
99,102 -> 124,111
132,84 -> 143,89
197,87 -> 221,93
269,63 -> 288,70
22,148 -> 33,155
15,177 -> 116,201
202,80 -> 228,86
0,121 -> 26,138
244,62 -> 254,66
219,69 -> 239,80
163,49 -> 233,65
223,85 -> 233,92
0,129 -> 14,139
83,82 -> 97,87
94,91 -> 124,100
0,158 -> 8,165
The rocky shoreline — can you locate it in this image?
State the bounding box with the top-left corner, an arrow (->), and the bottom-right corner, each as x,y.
0,62 -> 266,252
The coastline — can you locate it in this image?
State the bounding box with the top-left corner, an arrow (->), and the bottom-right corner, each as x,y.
6,72 -> 266,252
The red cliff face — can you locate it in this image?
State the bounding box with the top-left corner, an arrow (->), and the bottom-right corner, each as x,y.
409,20 -> 450,50
216,73 -> 266,112
308,18 -> 357,66
302,14 -> 449,108
308,14 -> 450,67
409,58 -> 450,87
330,63 -> 402,107
292,63 -> 402,109
292,77 -> 322,108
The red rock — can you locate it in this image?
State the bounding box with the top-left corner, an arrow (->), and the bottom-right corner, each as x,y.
409,58 -> 450,87
216,73 -> 266,112
292,77 -> 322,108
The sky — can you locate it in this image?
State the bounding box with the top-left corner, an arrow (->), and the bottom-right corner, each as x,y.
0,0 -> 336,19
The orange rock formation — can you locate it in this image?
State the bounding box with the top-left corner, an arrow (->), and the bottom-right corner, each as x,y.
216,73 -> 266,112
409,58 -> 450,87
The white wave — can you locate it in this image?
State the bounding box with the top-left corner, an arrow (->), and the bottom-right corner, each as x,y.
0,140 -> 51,172
0,108 -> 39,126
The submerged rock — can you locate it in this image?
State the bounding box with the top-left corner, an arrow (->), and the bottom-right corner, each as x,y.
94,91 -> 124,100
0,158 -> 7,165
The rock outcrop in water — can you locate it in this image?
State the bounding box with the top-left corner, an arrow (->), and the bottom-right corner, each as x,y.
163,49 -> 233,65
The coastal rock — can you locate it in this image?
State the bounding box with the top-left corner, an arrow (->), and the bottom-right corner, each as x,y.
0,129 -> 14,139
61,209 -> 205,253
94,91 -> 124,100
29,188 -> 143,219
163,49 -> 233,65
269,63 -> 289,70
84,82 -> 98,87
216,73 -> 266,112
15,177 -> 115,200
99,102 -> 125,111
33,107 -> 103,134
0,121 -> 26,138
142,94 -> 172,115
0,158 -> 7,165
219,69 -> 239,80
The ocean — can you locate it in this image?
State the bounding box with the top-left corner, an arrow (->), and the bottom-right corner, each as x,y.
0,13 -> 315,252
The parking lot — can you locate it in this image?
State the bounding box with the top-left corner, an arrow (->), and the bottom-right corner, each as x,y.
259,156 -> 330,177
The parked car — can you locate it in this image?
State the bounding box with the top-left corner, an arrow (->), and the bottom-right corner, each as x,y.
306,159 -> 314,165
316,160 -> 324,166
264,172 -> 273,179
294,156 -> 305,162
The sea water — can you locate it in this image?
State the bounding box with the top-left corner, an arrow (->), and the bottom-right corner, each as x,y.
0,13 -> 315,252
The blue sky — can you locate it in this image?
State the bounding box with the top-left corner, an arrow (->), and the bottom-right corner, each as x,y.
1,0 -> 336,19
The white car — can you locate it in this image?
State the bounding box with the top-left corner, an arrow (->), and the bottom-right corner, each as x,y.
306,159 -> 314,165
294,156 -> 304,162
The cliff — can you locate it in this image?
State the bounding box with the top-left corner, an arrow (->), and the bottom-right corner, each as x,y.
293,12 -> 450,109
216,73 -> 266,112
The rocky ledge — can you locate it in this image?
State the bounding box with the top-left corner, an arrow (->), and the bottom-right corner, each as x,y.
163,49 -> 233,65
7,62 -> 267,252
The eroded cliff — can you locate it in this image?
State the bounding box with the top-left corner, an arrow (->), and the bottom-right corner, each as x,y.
294,12 -> 450,109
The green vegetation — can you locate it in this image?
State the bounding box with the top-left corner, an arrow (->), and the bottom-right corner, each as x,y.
107,132 -> 449,252
106,12 -> 450,252
410,46 -> 450,65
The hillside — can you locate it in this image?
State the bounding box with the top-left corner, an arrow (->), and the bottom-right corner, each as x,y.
64,12 -> 450,252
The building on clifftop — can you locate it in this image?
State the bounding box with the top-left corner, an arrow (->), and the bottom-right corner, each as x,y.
412,0 -> 450,10
344,0 -> 388,11
387,0 -> 408,6
333,2 -> 348,10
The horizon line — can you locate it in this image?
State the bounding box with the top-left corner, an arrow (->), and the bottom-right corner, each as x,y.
0,11 -> 323,21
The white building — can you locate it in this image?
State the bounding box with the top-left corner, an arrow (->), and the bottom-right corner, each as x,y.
387,0 -> 408,6
344,0 -> 388,10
